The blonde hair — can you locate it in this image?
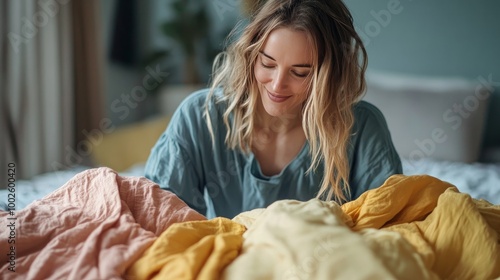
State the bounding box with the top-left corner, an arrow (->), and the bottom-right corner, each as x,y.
206,0 -> 367,203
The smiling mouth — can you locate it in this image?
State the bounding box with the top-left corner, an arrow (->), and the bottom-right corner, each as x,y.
266,89 -> 291,103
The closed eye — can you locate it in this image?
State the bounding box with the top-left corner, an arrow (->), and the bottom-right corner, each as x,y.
293,71 -> 309,78
261,61 -> 274,69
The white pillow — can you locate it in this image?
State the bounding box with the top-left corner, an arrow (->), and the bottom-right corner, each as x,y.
362,71 -> 491,163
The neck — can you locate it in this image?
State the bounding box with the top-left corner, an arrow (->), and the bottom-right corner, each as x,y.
255,103 -> 303,134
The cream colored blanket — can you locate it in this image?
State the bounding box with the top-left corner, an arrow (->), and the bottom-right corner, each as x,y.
227,175 -> 500,280
226,199 -> 437,279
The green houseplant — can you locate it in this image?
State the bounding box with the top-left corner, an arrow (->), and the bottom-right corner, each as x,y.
161,0 -> 209,84
146,0 -> 226,86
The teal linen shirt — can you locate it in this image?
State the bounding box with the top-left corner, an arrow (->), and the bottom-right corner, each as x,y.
145,89 -> 402,218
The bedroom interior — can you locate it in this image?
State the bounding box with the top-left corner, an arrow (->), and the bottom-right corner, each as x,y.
1,0 -> 499,279
97,0 -> 500,199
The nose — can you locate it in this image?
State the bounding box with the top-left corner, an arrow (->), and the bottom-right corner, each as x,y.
271,69 -> 287,93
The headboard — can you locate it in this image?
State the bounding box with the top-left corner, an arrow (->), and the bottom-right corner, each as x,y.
362,71 -> 491,163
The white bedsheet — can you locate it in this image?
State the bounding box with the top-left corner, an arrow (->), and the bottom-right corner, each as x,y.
1,159 -> 499,210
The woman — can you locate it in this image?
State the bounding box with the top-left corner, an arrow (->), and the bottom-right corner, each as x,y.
145,0 -> 402,218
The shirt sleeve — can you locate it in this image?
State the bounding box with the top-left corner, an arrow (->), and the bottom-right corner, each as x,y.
348,101 -> 403,199
144,92 -> 209,216
144,134 -> 207,215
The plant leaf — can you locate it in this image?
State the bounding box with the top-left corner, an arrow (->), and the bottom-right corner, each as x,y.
141,50 -> 171,67
171,0 -> 185,14
161,22 -> 182,41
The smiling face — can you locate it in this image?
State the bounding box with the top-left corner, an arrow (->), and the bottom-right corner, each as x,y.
254,27 -> 314,118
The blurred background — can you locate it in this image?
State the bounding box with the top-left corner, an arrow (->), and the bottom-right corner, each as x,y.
1,0 -> 499,183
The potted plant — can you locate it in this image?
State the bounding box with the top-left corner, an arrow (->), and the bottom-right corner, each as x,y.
145,0 -> 225,86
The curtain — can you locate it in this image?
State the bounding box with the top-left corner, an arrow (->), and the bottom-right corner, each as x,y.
1,0 -> 104,184
72,0 -> 105,145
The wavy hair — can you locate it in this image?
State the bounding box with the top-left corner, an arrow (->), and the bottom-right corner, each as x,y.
205,0 -> 367,203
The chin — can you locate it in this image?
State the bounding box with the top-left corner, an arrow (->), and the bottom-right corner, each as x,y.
262,100 -> 302,118
263,105 -> 285,117
260,96 -> 286,117
259,87 -> 301,117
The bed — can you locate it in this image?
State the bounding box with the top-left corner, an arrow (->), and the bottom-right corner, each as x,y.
1,72 -> 499,279
0,165 -> 499,279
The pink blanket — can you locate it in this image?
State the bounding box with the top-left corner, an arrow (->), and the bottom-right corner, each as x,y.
0,167 -> 206,279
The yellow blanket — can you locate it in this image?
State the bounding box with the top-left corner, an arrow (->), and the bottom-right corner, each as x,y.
126,218 -> 245,280
343,175 -> 500,279
128,175 -> 500,280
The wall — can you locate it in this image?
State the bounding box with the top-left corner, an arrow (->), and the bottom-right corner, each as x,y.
343,0 -> 500,149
